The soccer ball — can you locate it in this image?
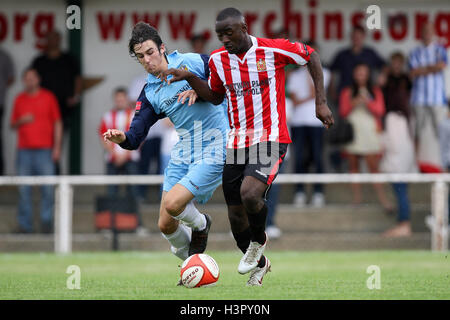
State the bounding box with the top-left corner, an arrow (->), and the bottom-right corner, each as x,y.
180,254 -> 220,288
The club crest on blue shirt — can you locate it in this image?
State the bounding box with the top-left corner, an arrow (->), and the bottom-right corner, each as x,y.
135,101 -> 141,114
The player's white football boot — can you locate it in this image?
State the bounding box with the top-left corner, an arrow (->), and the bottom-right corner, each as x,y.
246,257 -> 271,286
238,233 -> 267,274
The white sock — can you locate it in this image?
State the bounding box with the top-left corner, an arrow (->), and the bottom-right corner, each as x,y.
171,246 -> 189,261
173,201 -> 206,231
162,224 -> 191,260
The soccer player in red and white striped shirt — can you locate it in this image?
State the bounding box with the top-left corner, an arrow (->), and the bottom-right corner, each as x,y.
160,7 -> 334,286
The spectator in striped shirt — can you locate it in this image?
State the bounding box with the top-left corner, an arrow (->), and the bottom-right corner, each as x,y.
408,22 -> 448,173
160,7 -> 333,286
99,87 -> 149,235
99,87 -> 140,197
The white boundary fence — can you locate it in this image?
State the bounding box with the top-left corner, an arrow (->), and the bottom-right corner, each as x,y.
0,173 -> 448,253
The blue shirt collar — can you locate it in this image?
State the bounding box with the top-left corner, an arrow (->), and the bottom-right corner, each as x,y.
146,51 -> 181,84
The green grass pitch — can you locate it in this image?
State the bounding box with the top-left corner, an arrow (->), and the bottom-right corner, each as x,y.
0,250 -> 449,299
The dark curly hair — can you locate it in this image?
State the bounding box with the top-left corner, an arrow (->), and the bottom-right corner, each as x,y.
128,22 -> 163,57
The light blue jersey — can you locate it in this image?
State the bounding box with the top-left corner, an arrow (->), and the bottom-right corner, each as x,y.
120,51 -> 229,203
145,51 -> 228,163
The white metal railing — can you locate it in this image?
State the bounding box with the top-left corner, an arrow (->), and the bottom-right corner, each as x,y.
0,173 -> 448,253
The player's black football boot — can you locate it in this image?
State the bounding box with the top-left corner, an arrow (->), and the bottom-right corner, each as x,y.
188,213 -> 212,256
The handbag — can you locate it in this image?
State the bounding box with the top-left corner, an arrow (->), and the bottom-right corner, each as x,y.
327,118 -> 354,145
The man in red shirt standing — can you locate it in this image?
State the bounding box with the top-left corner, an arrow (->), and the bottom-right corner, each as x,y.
10,68 -> 62,233
160,7 -> 334,286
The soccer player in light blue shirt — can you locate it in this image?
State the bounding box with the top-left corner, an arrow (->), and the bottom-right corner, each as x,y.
104,23 -> 228,270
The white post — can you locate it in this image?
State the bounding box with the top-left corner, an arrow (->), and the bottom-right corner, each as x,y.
431,181 -> 449,252
54,179 -> 73,254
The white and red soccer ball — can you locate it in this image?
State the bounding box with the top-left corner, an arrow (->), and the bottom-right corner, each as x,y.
180,253 -> 220,288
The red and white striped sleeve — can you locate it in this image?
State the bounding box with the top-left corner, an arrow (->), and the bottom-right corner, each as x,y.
208,56 -> 226,94
258,38 -> 315,67
99,116 -> 107,136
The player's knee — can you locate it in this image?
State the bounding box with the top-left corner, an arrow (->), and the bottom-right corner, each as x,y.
158,218 -> 177,234
163,197 -> 184,216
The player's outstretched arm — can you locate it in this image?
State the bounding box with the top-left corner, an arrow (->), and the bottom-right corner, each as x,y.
307,51 -> 334,129
159,69 -> 224,105
103,129 -> 126,144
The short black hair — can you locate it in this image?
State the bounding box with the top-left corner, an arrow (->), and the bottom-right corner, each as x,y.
190,33 -> 207,44
390,51 -> 405,61
216,7 -> 244,22
128,22 -> 163,57
352,25 -> 366,35
114,87 -> 128,95
22,66 -> 38,78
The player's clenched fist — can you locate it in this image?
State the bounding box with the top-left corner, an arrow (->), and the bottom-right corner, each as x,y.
103,129 -> 126,144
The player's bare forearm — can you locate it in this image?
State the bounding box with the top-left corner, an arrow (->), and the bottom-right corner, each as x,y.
184,73 -> 224,105
307,51 -> 334,128
307,52 -> 326,105
159,69 -> 224,105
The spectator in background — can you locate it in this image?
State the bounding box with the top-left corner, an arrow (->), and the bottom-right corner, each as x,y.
339,63 -> 392,212
128,74 -> 163,200
99,87 -> 140,197
380,52 -> 416,237
10,68 -> 62,233
31,30 -> 82,130
288,41 -> 330,208
98,87 -> 148,235
408,22 -> 448,173
329,26 -> 386,172
190,33 -> 209,54
330,26 -> 386,98
32,30 -> 82,175
0,47 -> 15,175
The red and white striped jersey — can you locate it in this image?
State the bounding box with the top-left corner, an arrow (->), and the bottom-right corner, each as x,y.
208,36 -> 314,149
99,108 -> 140,163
